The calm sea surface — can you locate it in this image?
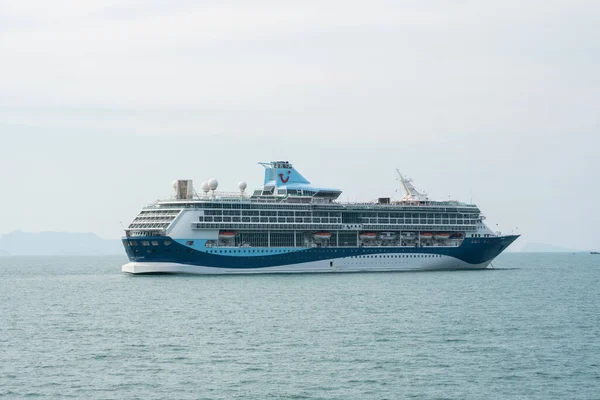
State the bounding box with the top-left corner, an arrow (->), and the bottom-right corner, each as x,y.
1,253 -> 599,399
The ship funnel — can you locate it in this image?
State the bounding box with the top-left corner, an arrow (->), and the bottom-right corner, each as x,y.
259,160 -> 310,187
174,179 -> 194,200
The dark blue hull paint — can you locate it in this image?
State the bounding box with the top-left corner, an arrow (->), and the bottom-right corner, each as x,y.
123,235 -> 519,269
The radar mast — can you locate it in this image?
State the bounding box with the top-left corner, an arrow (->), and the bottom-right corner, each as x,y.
396,169 -> 429,202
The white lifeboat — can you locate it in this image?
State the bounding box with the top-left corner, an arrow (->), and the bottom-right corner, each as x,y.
359,232 -> 377,240
420,232 -> 433,239
379,232 -> 397,240
434,233 -> 450,240
401,232 -> 416,238
219,231 -> 236,240
313,232 -> 331,240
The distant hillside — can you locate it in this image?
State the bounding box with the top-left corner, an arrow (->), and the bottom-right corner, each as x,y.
520,242 -> 580,253
0,231 -> 122,256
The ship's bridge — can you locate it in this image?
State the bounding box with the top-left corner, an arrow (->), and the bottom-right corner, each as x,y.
255,161 -> 342,201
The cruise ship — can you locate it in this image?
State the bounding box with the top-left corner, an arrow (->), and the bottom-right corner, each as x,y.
122,161 -> 519,274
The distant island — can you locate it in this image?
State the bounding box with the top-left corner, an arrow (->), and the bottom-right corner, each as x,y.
0,231 -> 122,256
519,242 -> 583,253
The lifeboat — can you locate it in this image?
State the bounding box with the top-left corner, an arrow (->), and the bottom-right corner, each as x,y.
218,231 -> 236,240
434,233 -> 450,240
313,232 -> 331,240
420,232 -> 433,240
359,232 -> 377,240
379,232 -> 397,240
401,232 -> 416,238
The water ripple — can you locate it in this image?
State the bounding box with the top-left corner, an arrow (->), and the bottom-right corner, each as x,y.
0,254 -> 599,399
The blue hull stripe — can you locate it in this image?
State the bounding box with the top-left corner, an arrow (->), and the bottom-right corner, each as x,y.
123,236 -> 519,269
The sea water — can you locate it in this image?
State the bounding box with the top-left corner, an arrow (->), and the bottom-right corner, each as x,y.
1,253 -> 599,399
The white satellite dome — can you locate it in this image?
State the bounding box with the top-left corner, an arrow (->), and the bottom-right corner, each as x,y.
238,181 -> 247,191
208,178 -> 219,191
201,181 -> 210,193
172,180 -> 178,190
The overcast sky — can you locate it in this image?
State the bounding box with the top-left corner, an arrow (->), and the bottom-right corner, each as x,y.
1,0 -> 598,250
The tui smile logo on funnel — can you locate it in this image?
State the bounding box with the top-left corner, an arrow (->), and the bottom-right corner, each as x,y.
279,170 -> 291,183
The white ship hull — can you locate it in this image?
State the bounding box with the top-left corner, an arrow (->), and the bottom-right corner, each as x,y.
122,255 -> 491,275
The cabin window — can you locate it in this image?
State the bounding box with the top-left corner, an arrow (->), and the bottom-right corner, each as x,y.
186,241 -> 194,245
